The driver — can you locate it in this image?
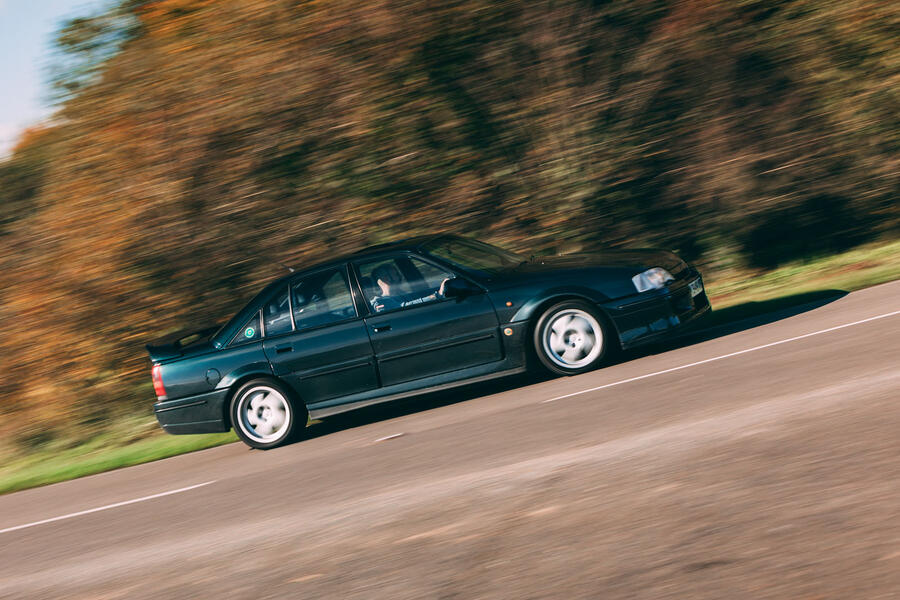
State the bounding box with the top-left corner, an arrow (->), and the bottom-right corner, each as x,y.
370,264 -> 448,312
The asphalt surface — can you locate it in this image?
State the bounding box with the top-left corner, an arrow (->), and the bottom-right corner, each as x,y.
1,281 -> 898,599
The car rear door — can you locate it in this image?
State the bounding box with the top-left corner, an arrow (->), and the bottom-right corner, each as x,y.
354,253 -> 503,388
262,265 -> 379,404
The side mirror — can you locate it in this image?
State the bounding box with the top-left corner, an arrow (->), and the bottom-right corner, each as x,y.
442,277 -> 479,299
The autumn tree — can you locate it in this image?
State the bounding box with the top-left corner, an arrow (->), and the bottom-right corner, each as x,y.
1,0 -> 896,448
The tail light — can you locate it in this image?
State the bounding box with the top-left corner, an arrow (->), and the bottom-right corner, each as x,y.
151,364 -> 167,398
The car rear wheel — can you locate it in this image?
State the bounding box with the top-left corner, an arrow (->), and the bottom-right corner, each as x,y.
230,379 -> 305,449
533,301 -> 610,376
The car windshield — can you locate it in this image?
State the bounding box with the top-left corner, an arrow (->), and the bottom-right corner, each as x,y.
422,238 -> 525,276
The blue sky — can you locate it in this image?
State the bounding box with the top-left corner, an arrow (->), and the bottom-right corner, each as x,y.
0,0 -> 106,157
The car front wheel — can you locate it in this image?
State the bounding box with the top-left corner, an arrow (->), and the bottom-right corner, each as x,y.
230,379 -> 305,449
533,301 -> 611,376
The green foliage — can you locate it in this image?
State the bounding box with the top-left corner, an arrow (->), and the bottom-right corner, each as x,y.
0,0 -> 897,449
49,0 -> 143,100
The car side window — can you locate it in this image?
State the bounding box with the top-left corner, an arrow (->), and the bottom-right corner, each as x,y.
230,312 -> 261,346
413,257 -> 454,291
291,268 -> 356,330
263,286 -> 292,336
357,255 -> 453,313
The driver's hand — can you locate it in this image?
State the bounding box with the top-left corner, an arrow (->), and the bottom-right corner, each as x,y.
438,278 -> 450,296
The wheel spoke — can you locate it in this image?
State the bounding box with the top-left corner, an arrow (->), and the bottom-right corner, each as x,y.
570,317 -> 592,336
561,347 -> 581,363
549,332 -> 567,355
580,335 -> 595,356
269,412 -> 286,431
551,315 -> 572,336
248,392 -> 265,411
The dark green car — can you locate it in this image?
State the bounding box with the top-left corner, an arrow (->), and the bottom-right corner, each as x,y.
148,235 -> 710,449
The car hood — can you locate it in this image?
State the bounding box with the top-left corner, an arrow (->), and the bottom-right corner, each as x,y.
518,249 -> 685,274
480,248 -> 686,298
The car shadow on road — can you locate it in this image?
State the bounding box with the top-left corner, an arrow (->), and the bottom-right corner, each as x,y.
632,288 -> 848,356
299,289 -> 848,442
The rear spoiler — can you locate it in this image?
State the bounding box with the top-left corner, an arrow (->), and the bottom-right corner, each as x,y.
146,325 -> 220,363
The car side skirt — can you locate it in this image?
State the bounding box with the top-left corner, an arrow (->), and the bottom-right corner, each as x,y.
308,364 -> 527,420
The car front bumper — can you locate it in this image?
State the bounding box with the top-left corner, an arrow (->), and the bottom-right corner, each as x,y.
602,274 -> 711,350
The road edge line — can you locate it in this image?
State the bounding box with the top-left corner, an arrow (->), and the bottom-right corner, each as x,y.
543,309 -> 900,403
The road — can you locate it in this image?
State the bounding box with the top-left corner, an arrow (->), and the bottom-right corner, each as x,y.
2,281 -> 899,599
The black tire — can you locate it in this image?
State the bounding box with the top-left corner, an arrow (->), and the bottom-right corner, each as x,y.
230,378 -> 306,449
532,300 -> 612,376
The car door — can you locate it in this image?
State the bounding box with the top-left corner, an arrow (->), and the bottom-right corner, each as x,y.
262,266 -> 379,404
354,253 -> 503,388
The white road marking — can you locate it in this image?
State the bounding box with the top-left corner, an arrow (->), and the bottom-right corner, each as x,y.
0,481 -> 216,535
374,433 -> 406,443
544,309 -> 900,403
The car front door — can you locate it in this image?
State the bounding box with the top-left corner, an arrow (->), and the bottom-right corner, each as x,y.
262,266 -> 379,404
354,253 -> 503,388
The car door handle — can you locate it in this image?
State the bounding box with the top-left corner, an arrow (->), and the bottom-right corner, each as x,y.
275,345 -> 293,354
372,324 -> 391,333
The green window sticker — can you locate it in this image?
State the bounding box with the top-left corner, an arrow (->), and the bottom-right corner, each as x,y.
244,327 -> 255,338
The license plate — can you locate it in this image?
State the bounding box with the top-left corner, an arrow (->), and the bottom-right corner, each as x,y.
689,278 -> 704,297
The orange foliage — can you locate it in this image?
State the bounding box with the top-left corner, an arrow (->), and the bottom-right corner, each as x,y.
0,0 -> 896,448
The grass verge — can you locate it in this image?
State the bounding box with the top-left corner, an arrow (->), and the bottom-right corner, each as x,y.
0,429 -> 238,495
705,238 -> 900,308
1,238 -> 898,495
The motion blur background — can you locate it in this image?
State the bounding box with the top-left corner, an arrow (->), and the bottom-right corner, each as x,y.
0,0 -> 897,453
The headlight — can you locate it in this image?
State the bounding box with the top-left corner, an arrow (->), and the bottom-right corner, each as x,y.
632,267 -> 674,292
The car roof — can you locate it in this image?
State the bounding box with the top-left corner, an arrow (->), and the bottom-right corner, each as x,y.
285,234 -> 453,275
340,235 -> 447,261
